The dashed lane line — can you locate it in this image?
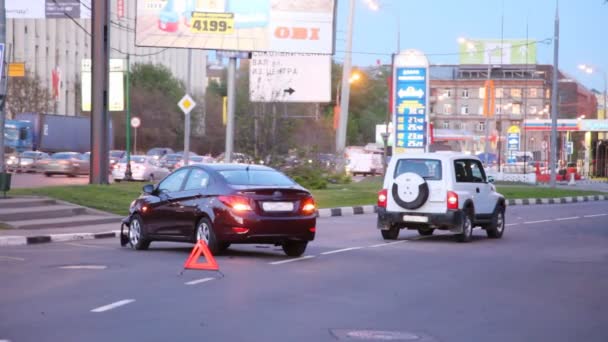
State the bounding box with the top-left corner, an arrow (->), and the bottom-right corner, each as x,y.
185,277 -> 215,286
522,219 -> 552,224
0,256 -> 25,261
269,255 -> 315,265
90,299 -> 135,313
554,216 -> 579,221
584,214 -> 608,218
369,241 -> 407,248
64,242 -> 114,249
321,247 -> 363,255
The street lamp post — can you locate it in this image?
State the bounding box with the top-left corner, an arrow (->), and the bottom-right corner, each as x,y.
335,0 -> 356,156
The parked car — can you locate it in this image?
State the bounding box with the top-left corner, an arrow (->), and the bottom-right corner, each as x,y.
377,152 -> 506,242
174,155 -> 215,169
109,150 -> 125,170
121,164 -> 317,256
146,147 -> 174,160
17,151 -> 51,173
41,152 -> 90,177
215,152 -> 254,164
160,152 -> 198,171
112,155 -> 170,182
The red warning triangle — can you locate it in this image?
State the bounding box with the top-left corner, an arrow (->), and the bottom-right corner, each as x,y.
183,240 -> 219,271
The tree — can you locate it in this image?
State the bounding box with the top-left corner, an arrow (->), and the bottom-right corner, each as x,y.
6,74 -> 53,118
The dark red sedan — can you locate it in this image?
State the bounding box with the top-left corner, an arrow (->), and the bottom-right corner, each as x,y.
122,164 -> 317,256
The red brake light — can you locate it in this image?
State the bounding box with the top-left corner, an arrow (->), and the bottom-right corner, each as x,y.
219,195 -> 252,211
301,197 -> 316,214
377,189 -> 388,208
447,191 -> 459,210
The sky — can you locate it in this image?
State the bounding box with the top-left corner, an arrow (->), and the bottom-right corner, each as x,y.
333,0 -> 608,93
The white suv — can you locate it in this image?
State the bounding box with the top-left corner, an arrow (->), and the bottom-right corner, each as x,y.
377,152 -> 506,242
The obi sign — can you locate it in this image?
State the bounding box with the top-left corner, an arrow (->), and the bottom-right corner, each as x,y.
392,50 -> 430,154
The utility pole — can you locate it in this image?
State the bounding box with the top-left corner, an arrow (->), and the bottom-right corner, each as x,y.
484,54 -> 492,166
0,0 -> 6,174
224,57 -> 236,163
336,0 -> 355,155
90,0 -> 110,184
124,54 -> 133,180
184,49 -> 192,166
549,2 -> 560,188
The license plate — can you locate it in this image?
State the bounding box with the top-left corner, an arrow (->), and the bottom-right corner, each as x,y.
403,215 -> 429,223
262,201 -> 294,212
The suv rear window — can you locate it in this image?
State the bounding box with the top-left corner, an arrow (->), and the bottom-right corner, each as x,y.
394,159 -> 442,180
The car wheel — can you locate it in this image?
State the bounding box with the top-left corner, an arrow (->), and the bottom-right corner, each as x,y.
195,217 -> 221,254
44,173 -> 52,177
392,172 -> 429,210
282,240 -> 308,257
129,214 -> 151,250
486,206 -> 505,239
381,224 -> 400,240
457,210 -> 473,243
417,228 -> 434,236
67,173 -> 76,178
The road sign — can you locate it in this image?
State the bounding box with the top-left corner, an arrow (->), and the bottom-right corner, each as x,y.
507,125 -> 520,151
8,62 -> 25,77
567,141 -> 573,155
392,50 -> 429,154
178,94 -> 196,115
249,52 -> 331,103
131,117 -> 141,128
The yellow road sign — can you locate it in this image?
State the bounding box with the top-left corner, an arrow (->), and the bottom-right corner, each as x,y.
8,62 -> 25,77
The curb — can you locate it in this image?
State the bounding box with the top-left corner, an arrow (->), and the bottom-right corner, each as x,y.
2,195 -> 607,247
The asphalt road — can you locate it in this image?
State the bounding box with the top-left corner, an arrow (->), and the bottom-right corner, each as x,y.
1,202 -> 607,342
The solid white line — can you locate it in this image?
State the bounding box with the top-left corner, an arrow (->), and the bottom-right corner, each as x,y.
91,299 -> 135,313
269,255 -> 315,265
60,265 -> 107,270
321,247 -> 362,255
185,277 -> 214,286
584,214 -> 608,218
505,223 -> 517,226
0,256 -> 25,261
555,216 -> 579,221
523,220 -> 552,224
369,241 -> 406,248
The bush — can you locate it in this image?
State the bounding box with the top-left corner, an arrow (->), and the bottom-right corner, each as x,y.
326,171 -> 352,184
285,164 -> 328,190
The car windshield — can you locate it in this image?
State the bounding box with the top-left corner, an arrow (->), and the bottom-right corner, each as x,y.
394,159 -> 442,180
121,156 -> 146,164
219,169 -> 295,186
21,152 -> 38,158
52,153 -> 79,160
165,154 -> 182,161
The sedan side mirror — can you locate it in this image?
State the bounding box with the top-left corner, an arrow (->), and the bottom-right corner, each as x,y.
142,184 -> 155,194
487,175 -> 495,183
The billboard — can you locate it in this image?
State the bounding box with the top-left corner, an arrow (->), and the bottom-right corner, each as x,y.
459,39 -> 537,65
249,52 -> 331,102
6,0 -> 91,19
135,0 -> 336,54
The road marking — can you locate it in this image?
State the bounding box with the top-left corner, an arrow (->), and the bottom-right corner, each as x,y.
321,247 -> 362,255
555,216 -> 579,221
584,214 -> 608,218
522,219 -> 552,224
505,223 -> 517,226
369,241 -> 406,248
185,277 -> 214,286
91,299 -> 135,313
0,339 -> 12,342
269,255 -> 315,265
60,265 -> 107,270
0,256 -> 25,261
65,242 -> 112,249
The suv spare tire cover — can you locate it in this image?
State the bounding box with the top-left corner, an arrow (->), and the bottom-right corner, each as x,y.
391,172 -> 429,210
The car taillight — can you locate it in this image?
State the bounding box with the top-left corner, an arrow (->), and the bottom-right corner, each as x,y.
377,189 -> 388,208
301,197 -> 316,214
219,195 -> 252,212
447,191 -> 459,210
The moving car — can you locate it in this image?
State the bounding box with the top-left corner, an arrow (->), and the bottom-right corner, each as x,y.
173,155 -> 215,169
160,152 -> 198,171
109,150 -> 125,171
112,155 -> 170,182
41,152 -> 90,177
6,151 -> 50,173
147,147 -> 174,160
122,164 -> 317,256
377,152 -> 506,242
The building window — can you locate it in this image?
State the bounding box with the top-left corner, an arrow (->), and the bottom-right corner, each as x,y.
442,121 -> 449,129
443,104 -> 452,114
528,88 -> 538,98
545,89 -> 551,99
496,88 -> 504,98
445,89 -> 452,98
511,88 -> 522,98
461,89 -> 469,98
479,87 -> 486,99
512,103 -> 521,115
454,122 -> 462,130
529,106 -> 537,114
478,106 -> 484,115
496,105 -> 502,115
461,105 -> 469,115
476,122 -> 485,132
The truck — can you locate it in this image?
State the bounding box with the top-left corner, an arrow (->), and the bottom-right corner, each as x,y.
6,113 -> 114,153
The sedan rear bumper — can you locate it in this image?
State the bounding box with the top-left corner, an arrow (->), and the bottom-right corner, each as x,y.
215,211 -> 316,243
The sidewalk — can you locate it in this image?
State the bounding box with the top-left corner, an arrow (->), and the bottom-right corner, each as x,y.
1,186 -> 607,247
